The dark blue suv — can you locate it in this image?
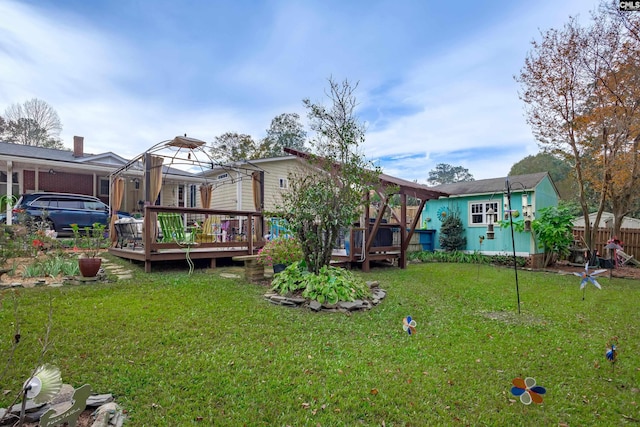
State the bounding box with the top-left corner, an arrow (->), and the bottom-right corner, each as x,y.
11,192 -> 130,236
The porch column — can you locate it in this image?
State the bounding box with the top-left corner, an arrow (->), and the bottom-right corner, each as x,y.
6,161 -> 12,225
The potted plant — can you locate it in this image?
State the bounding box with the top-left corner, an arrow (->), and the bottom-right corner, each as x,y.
257,236 -> 303,273
71,222 -> 108,277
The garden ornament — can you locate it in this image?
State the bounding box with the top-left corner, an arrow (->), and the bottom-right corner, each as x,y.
20,364 -> 62,425
606,337 -> 618,374
402,316 -> 416,335
573,262 -> 606,300
510,377 -> 546,405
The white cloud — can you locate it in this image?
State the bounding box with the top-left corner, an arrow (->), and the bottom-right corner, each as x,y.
0,0 -> 601,183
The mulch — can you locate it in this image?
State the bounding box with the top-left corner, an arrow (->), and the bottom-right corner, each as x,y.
539,260 -> 640,280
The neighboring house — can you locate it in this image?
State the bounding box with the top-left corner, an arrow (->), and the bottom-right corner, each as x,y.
202,155 -> 310,212
573,212 -> 640,230
0,137 -> 204,220
422,172 -> 560,257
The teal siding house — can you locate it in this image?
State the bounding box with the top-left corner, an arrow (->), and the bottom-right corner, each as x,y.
421,172 -> 559,257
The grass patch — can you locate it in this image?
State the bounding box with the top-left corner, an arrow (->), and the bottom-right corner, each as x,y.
1,259 -> 638,425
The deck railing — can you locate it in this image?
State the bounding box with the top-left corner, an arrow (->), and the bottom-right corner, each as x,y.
110,205 -> 265,272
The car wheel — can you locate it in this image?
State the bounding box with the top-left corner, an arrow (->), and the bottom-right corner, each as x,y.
30,218 -> 54,233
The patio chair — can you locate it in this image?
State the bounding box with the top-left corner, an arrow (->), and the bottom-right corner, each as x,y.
200,215 -> 223,242
617,249 -> 639,267
158,213 -> 189,243
114,218 -> 143,249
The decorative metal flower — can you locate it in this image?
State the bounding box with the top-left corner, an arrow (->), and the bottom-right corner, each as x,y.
437,206 -> 449,221
402,316 -> 417,335
573,262 -> 607,300
511,377 -> 546,405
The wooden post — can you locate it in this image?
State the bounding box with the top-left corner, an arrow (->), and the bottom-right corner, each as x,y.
399,193 -> 407,268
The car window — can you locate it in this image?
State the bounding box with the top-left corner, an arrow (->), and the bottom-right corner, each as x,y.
30,199 -> 51,208
85,201 -> 107,211
58,200 -> 83,209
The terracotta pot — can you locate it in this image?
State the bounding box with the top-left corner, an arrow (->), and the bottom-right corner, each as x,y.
78,257 -> 102,277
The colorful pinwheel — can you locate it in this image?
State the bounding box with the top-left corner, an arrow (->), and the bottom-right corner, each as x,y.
573,262 -> 607,300
511,377 -> 546,405
402,316 -> 416,335
606,337 -> 618,374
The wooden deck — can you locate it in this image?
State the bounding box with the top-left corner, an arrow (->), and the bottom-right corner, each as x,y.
108,205 -> 265,272
109,206 -> 408,273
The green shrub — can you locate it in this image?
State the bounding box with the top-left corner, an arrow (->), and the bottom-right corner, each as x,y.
271,261 -> 371,304
408,250 -> 527,267
439,214 -> 466,251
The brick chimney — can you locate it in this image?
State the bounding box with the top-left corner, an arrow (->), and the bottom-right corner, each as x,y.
73,136 -> 84,157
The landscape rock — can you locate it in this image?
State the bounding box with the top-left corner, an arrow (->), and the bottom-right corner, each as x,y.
309,300 -> 322,311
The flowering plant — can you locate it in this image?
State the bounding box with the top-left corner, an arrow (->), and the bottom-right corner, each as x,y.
70,222 -> 108,258
257,237 -> 303,266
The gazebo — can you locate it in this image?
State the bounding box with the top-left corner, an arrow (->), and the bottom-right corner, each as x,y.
107,136 -> 266,272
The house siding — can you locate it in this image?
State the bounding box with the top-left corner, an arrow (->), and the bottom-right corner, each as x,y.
212,174 -> 239,210
23,170 -> 99,201
420,175 -> 558,256
207,158 -> 307,212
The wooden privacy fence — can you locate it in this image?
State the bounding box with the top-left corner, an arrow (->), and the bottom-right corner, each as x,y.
572,227 -> 640,260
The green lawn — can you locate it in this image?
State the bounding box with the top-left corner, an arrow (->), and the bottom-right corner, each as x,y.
1,259 -> 638,426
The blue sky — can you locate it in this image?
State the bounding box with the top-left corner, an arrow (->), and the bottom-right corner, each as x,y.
0,0 -> 601,181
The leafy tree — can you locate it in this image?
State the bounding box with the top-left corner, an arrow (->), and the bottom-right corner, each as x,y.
501,206 -> 574,267
258,113 -> 307,158
210,132 -> 260,163
427,163 -> 474,186
280,78 -> 380,275
516,5 -> 640,248
509,152 -> 576,200
439,214 -> 466,251
3,98 -> 63,147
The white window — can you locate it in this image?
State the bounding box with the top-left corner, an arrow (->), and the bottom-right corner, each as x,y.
469,201 -> 499,225
189,185 -> 197,207
279,178 -> 289,189
217,173 -> 228,180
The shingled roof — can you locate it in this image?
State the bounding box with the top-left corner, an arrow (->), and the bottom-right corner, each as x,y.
430,172 -> 551,196
0,141 -> 126,165
283,147 -> 447,201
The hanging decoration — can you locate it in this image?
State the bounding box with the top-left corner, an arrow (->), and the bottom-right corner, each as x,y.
573,262 -> 607,300
437,206 -> 449,222
402,316 -> 417,335
510,377 -> 546,405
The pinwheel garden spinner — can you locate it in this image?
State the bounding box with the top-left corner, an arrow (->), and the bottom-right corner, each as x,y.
402,316 -> 416,335
511,377 -> 546,405
573,262 -> 607,300
606,337 -> 618,374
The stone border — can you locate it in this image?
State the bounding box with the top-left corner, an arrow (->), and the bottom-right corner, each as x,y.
263,280 -> 387,312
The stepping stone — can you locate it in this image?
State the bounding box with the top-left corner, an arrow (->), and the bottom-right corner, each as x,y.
220,273 -> 241,279
117,274 -> 133,280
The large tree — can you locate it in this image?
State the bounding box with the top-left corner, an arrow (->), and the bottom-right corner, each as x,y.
517,4 -> 640,248
209,132 -> 260,163
280,78 -> 379,274
427,163 -> 474,186
258,113 -> 307,158
509,152 -> 576,200
2,98 -> 63,148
